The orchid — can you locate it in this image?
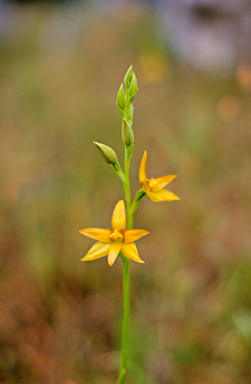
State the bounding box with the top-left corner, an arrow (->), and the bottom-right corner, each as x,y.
139,151 -> 180,202
79,200 -> 149,266
79,67 -> 179,384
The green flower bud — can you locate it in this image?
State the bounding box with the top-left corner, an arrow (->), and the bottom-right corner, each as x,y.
128,73 -> 138,103
122,118 -> 134,146
94,141 -> 118,164
116,83 -> 126,118
124,65 -> 133,90
117,83 -> 126,110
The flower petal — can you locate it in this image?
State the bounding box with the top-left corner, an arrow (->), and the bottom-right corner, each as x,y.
121,242 -> 144,263
111,200 -> 126,231
151,175 -> 177,191
139,151 -> 147,186
153,188 -> 180,201
81,241 -> 110,261
108,242 -> 122,266
79,228 -> 111,242
145,191 -> 163,202
124,229 -> 149,243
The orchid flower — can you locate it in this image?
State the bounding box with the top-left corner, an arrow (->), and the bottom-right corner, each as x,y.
139,151 -> 180,202
79,200 -> 149,266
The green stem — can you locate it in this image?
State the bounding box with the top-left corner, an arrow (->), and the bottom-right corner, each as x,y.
117,257 -> 130,384
117,145 -> 133,384
124,146 -> 133,229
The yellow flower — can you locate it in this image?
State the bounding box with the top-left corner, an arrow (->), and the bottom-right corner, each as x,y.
139,151 -> 180,202
79,200 -> 149,266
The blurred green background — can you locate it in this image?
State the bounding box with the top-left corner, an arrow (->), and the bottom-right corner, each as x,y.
1,1 -> 251,383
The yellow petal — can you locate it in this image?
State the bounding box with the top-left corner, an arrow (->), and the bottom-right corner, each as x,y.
111,200 -> 126,231
153,189 -> 180,201
124,229 -> 149,243
145,191 -> 163,202
79,228 -> 111,243
81,241 -> 111,261
139,151 -> 147,186
150,175 -> 177,192
108,242 -> 122,266
121,242 -> 144,263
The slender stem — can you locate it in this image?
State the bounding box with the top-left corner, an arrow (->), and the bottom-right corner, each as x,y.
117,145 -> 133,384
124,146 -> 133,229
117,257 -> 130,384
117,77 -> 136,384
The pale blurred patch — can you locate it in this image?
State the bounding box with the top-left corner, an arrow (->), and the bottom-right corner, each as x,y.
86,23 -> 118,55
236,62 -> 251,91
137,53 -> 170,84
217,95 -> 241,121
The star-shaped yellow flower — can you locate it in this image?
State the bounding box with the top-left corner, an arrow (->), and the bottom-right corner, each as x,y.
139,151 -> 180,202
79,200 -> 149,266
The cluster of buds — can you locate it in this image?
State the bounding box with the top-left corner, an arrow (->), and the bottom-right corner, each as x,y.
95,66 -> 137,163
117,66 -> 137,147
93,66 -> 138,180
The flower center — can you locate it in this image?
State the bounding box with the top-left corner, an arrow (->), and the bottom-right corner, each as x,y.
110,229 -> 123,243
144,178 -> 157,192
149,178 -> 157,189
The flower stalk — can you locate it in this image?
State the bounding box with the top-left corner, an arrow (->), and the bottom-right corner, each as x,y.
117,146 -> 134,383
117,255 -> 130,384
118,70 -> 135,384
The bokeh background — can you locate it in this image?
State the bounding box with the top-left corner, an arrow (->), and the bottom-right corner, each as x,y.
1,1 -> 251,383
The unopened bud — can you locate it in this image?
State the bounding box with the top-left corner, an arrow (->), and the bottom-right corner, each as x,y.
122,119 -> 134,146
128,73 -> 138,103
94,141 -> 118,164
117,84 -> 126,110
124,65 -> 133,90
